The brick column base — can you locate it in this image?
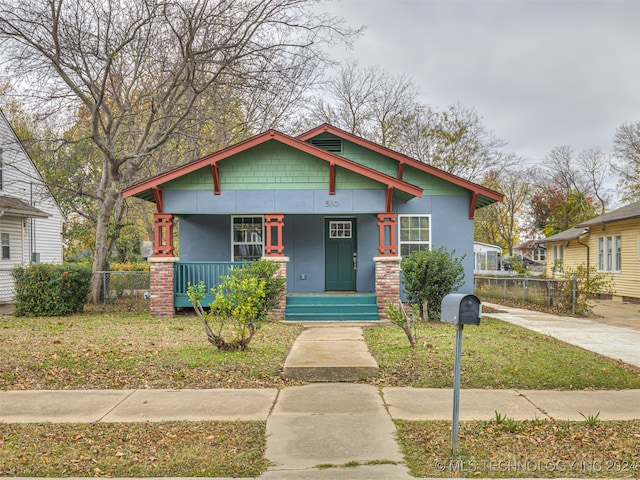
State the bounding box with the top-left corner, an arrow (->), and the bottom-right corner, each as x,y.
263,256 -> 289,322
374,256 -> 401,319
149,257 -> 178,318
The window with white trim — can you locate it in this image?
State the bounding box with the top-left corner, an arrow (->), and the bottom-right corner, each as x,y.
598,235 -> 621,272
329,221 -> 352,238
231,216 -> 263,261
398,215 -> 431,257
552,244 -> 563,273
1,233 -> 9,260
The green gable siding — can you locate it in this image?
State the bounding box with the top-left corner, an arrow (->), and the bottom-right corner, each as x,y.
308,132 -> 467,196
402,167 -> 466,196
163,139 -> 384,192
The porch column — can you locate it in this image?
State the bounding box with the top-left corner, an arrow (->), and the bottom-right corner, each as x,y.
376,212 -> 398,256
264,213 -> 285,256
374,256 -> 402,319
153,213 -> 175,257
149,257 -> 178,318
150,213 -> 177,317
262,256 -> 289,321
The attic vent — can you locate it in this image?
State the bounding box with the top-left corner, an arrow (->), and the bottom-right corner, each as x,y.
309,138 -> 342,153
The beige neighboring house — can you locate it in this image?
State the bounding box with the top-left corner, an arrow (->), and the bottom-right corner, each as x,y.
539,200 -> 640,303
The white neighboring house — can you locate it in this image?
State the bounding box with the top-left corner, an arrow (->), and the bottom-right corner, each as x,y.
0,108 -> 64,302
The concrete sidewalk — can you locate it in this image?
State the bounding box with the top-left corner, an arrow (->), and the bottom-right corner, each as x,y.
3,385 -> 640,424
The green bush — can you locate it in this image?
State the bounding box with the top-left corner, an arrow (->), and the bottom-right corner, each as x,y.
187,259 -> 286,351
401,247 -> 466,320
560,263 -> 615,316
12,263 -> 92,316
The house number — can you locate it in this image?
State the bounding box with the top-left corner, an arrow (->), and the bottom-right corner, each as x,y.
325,200 -> 340,207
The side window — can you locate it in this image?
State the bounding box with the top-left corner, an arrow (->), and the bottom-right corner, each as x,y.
552,244 -> 563,273
1,233 -> 10,260
398,215 -> 431,257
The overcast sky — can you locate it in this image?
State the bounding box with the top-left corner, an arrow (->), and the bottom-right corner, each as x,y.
329,0 -> 640,164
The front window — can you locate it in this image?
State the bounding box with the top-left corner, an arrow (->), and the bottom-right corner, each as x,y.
231,216 -> 263,261
1,233 -> 9,259
399,215 -> 431,256
598,235 -> 621,272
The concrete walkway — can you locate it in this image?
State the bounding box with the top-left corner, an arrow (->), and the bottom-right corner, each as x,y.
282,326 -> 379,381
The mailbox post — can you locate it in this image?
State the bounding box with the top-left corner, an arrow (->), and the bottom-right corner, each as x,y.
440,293 -> 481,455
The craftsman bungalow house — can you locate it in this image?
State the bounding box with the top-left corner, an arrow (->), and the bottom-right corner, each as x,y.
123,124 -> 503,319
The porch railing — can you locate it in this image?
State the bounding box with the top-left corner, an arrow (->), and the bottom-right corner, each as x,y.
174,261 -> 244,307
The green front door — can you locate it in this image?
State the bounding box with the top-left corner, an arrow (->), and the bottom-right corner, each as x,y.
325,218 -> 357,291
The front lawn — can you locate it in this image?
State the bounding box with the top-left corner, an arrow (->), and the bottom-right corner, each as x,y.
1,312 -> 303,390
0,421 -> 267,477
396,418 -> 640,478
364,318 -> 640,389
2,312 -> 640,478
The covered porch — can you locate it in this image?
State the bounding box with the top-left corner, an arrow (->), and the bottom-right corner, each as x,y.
153,211 -> 401,320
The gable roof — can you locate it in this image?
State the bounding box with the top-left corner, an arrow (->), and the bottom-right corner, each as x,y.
123,124 -> 503,216
575,200 -> 640,227
0,108 -> 64,219
123,129 -> 422,208
538,200 -> 640,245
298,123 -> 503,209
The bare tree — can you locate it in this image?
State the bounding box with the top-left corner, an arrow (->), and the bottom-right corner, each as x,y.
308,63 -> 514,182
538,145 -> 612,214
306,60 -> 421,149
611,120 -> 640,202
474,166 -> 531,256
402,103 -> 513,182
577,147 -> 611,214
0,0 -> 356,301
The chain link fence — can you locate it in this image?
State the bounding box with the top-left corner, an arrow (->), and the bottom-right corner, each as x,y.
92,271 -> 151,311
474,275 -> 572,309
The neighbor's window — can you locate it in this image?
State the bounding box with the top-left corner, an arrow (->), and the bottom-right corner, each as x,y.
398,215 -> 431,257
598,235 -> 621,272
1,233 -> 9,259
552,244 -> 563,273
231,216 -> 263,261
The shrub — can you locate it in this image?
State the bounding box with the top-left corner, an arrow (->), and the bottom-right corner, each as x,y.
401,247 -> 465,320
110,262 -> 150,272
385,302 -> 417,348
560,263 -> 614,316
12,263 -> 92,316
187,260 -> 286,351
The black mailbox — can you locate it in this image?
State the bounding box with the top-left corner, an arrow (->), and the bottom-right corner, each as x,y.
441,294 -> 481,325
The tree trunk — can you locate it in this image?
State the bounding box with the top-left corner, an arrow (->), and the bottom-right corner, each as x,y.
89,180 -> 120,303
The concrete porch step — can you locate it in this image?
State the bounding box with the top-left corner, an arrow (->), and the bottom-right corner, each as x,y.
285,294 -> 380,321
282,326 -> 379,382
